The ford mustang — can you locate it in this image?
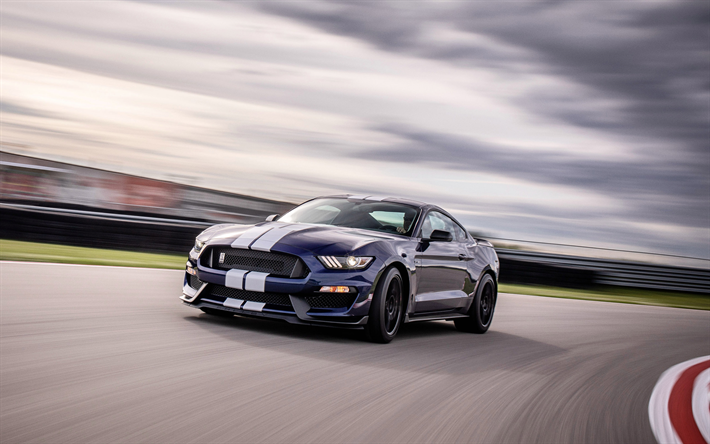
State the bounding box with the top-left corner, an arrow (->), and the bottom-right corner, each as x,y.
181,195 -> 500,342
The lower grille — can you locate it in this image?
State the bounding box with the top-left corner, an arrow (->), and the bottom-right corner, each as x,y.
210,285 -> 293,308
306,293 -> 358,309
189,274 -> 203,290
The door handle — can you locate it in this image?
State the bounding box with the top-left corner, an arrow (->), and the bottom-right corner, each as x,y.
458,254 -> 468,261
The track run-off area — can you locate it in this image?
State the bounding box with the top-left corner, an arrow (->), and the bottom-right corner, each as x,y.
1,262 -> 708,443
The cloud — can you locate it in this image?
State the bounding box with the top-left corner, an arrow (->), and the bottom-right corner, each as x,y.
0,0 -> 707,258
1,101 -> 55,119
251,0 -> 710,250
365,124 -> 708,229
257,1 -> 710,164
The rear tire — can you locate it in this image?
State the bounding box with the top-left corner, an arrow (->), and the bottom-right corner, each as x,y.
454,274 -> 496,334
201,307 -> 234,318
365,267 -> 404,343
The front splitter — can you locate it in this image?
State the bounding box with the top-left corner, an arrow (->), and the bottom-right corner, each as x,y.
183,299 -> 368,329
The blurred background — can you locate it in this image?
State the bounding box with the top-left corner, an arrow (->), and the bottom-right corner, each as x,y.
1,0 -> 708,294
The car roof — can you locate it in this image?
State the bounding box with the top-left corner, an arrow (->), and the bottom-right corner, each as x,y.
318,194 -> 431,209
307,195 -> 467,235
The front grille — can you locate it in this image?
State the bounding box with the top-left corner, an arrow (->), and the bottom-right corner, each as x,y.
189,274 -> 203,290
208,248 -> 309,278
210,284 -> 293,308
306,293 -> 358,309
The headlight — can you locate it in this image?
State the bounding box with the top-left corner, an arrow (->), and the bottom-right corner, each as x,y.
318,256 -> 373,269
193,239 -> 206,254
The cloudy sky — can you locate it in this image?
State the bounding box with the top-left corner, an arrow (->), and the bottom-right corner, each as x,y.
1,0 -> 708,259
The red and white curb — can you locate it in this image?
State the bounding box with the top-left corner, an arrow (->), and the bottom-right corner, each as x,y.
649,356 -> 710,444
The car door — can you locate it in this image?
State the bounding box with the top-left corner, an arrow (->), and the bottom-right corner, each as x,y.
414,211 -> 470,313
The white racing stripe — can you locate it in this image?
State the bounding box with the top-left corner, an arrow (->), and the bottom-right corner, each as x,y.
364,195 -> 388,201
225,269 -> 248,290
231,225 -> 274,249
347,195 -> 369,201
250,224 -> 311,252
225,269 -> 270,292
225,222 -> 306,292
244,272 -> 269,292
242,301 -> 266,312
693,368 -> 710,444
223,298 -> 244,309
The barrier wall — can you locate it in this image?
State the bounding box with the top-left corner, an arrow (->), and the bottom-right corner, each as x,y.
2,150 -> 708,294
0,151 -> 294,224
497,249 -> 710,294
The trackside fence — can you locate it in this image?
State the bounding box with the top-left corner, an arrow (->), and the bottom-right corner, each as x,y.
1,203 -> 708,295
1,149 -> 708,295
496,249 -> 710,294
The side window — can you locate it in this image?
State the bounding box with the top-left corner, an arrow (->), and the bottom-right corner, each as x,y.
420,212 -> 436,239
420,211 -> 466,241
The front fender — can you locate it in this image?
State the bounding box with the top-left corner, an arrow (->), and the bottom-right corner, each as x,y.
366,256 -> 417,316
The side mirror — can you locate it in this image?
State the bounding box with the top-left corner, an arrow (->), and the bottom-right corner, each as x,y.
265,214 -> 280,222
429,230 -> 453,242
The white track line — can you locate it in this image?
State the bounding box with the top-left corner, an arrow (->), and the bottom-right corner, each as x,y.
693,368 -> 710,444
649,355 -> 710,444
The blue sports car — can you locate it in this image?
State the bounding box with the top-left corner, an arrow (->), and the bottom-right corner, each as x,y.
181,195 -> 500,343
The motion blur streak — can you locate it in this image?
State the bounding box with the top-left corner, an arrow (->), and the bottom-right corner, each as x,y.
1,0 -> 708,258
1,262 -> 708,443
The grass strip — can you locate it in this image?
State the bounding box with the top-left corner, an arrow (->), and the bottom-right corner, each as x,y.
2,239 -> 707,310
0,239 -> 186,269
499,283 -> 709,311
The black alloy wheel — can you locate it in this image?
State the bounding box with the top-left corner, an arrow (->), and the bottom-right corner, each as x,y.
365,267 -> 404,343
454,273 -> 496,334
479,281 -> 494,326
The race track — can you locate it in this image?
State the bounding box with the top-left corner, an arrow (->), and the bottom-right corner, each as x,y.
1,262 -> 708,443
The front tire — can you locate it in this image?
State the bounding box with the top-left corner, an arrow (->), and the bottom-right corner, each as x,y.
454,274 -> 496,333
365,267 -> 404,343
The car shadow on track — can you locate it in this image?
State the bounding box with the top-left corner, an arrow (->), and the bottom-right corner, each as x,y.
183,313 -> 567,376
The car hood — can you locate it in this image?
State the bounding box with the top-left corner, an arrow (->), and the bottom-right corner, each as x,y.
199,222 -> 403,254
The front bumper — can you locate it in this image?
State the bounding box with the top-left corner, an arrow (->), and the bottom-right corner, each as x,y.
181,253 -> 380,328
182,298 -> 369,329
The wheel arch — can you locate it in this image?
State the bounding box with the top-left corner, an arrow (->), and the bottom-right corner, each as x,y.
389,261 -> 411,313
372,260 -> 411,314
474,265 -> 498,298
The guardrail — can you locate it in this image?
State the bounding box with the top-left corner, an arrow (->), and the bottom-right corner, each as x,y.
2,203 -> 708,294
496,249 -> 710,294
0,203 -> 215,253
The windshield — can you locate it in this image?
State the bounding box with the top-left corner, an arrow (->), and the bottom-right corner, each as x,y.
279,198 -> 420,236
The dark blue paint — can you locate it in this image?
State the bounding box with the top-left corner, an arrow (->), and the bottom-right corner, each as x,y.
183,196 -> 499,327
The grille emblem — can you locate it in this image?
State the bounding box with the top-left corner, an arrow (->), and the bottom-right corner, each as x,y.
219,252 -> 226,264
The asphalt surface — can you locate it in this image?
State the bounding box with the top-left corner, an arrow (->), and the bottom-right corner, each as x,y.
1,262 -> 708,444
